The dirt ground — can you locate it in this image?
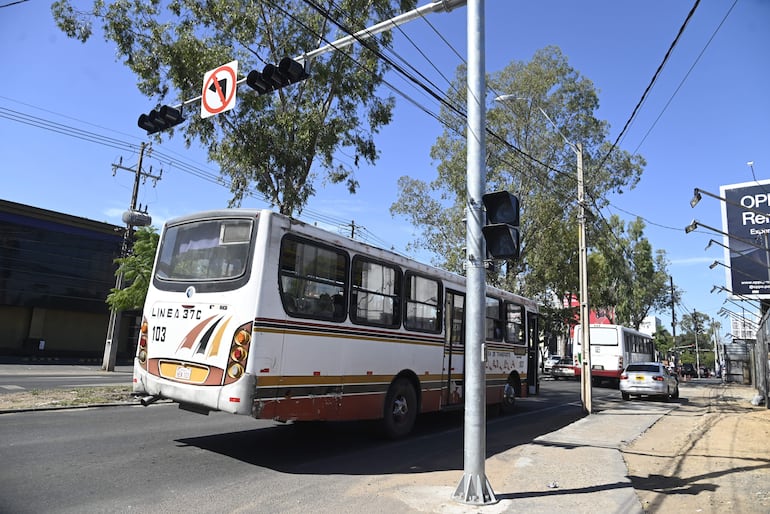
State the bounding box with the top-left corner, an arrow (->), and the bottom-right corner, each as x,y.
0,385 -> 133,411
622,383 -> 770,513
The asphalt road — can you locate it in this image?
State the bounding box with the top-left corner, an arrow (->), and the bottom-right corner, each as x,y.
0,379 -> 607,513
0,364 -> 133,393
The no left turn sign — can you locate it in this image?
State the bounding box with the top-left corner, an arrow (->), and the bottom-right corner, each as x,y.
201,60 -> 238,119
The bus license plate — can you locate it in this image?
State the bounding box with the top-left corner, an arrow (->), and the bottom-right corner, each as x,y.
175,366 -> 192,380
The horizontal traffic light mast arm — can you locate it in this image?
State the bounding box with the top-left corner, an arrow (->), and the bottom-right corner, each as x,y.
301,0 -> 466,65
157,0 -> 468,110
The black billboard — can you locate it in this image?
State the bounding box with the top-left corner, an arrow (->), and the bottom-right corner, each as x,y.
720,180 -> 770,299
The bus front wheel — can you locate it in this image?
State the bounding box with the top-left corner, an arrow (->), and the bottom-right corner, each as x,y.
382,378 -> 417,439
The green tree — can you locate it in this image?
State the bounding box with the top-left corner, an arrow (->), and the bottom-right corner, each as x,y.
653,327 -> 675,360
589,216 -> 671,330
52,0 -> 416,215
391,47 -> 645,335
678,311 -> 716,370
107,227 -> 159,311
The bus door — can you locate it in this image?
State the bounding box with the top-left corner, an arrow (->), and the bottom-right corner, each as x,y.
442,290 -> 465,407
526,312 -> 540,395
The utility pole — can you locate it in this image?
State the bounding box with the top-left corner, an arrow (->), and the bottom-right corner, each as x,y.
577,143 -> 592,414
693,310 -> 701,378
102,142 -> 160,371
670,276 -> 677,365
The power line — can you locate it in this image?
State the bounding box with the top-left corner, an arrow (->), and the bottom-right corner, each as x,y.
594,0 -> 702,174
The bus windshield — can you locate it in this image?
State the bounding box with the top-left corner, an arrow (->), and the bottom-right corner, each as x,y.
156,218 -> 253,281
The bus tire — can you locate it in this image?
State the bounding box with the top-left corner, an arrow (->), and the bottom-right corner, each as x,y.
382,377 -> 417,439
500,376 -> 519,415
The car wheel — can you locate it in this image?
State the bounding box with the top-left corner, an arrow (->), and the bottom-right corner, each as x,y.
621,392 -> 630,401
382,377 -> 417,439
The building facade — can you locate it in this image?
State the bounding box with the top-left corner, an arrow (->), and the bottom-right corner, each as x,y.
0,199 -> 135,359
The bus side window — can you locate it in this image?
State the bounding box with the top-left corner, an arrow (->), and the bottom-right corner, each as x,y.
404,272 -> 441,333
485,297 -> 503,341
504,302 -> 524,344
350,256 -> 401,328
278,236 -> 348,322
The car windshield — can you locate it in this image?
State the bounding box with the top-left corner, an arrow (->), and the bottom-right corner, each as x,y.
626,364 -> 661,373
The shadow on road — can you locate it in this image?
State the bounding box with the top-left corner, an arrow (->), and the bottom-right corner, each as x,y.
175,398 -> 586,475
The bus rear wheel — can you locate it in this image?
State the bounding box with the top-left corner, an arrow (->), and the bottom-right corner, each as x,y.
382,378 -> 417,439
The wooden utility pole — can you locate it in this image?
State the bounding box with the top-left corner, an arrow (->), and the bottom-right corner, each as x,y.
102,143 -> 161,371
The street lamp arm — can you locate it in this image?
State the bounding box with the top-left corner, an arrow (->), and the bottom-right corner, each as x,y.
711,284 -> 762,306
685,220 -> 767,250
690,187 -> 770,218
710,259 -> 763,280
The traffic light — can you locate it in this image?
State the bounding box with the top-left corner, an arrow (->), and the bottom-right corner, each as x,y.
137,105 -> 185,134
246,57 -> 309,95
482,191 -> 520,260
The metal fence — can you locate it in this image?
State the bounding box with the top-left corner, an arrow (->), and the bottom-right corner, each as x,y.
754,310 -> 770,407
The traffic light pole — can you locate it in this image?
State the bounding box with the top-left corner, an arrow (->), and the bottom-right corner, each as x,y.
453,0 -> 495,505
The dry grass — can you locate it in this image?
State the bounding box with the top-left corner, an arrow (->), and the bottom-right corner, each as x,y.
0,386 -> 135,411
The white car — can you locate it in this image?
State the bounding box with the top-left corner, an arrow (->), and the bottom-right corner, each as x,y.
543,355 -> 562,374
619,362 -> 679,401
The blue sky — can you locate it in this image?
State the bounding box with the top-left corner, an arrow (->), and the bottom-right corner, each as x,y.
2,0 -> 768,336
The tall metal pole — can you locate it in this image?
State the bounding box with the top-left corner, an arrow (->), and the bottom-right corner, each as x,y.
453,0 -> 495,505
577,143 -> 592,414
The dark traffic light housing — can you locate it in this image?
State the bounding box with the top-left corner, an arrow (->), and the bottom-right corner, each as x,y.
137,105 -> 185,134
246,57 -> 309,95
482,191 -> 520,260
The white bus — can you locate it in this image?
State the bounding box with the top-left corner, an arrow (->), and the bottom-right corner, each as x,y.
573,324 -> 655,386
132,209 -> 540,437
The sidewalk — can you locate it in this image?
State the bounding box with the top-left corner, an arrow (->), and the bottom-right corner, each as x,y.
368,394 -> 673,513
346,381 -> 764,513
0,356 -> 133,376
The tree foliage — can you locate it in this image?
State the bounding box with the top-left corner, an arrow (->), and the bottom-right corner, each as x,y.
52,0 -> 416,215
391,47 -> 655,333
589,216 -> 671,330
677,312 -> 719,370
107,227 -> 159,311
